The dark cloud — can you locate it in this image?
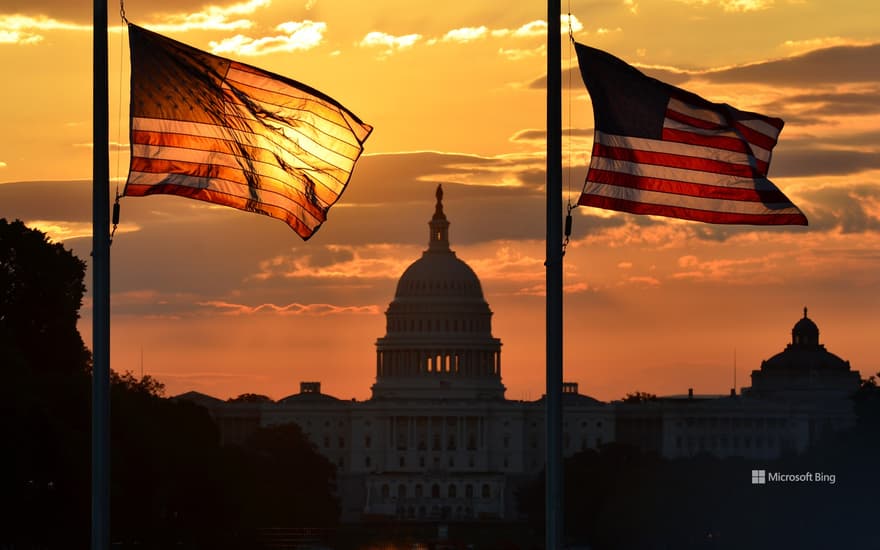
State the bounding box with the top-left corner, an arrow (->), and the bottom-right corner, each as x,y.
761,89 -> 880,120
702,44 -> 880,86
510,127 -> 593,142
772,145 -> 880,177
799,185 -> 880,234
0,0 -> 217,23
529,64 -> 693,90
529,44 -> 880,92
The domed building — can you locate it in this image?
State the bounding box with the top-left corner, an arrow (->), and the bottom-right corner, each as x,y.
747,307 -> 861,401
180,191 -> 863,523
256,186 -> 612,522
372,185 -> 504,401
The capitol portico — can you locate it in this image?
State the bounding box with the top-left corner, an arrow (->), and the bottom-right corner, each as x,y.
180,185 -> 863,523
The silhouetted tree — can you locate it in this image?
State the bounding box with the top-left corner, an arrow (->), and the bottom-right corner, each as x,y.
227,423 -> 340,528
228,392 -> 273,403
0,220 -> 91,548
0,218 -> 91,376
621,391 -> 658,403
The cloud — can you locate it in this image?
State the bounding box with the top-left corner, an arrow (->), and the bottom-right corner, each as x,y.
781,37 -> 874,56
509,127 -> 594,143
198,300 -> 380,316
761,89 -> 880,119
528,43 -> 880,90
798,184 -> 880,234
209,20 -> 326,55
21,219 -> 139,242
0,14 -> 89,44
491,15 -> 584,39
673,0 -> 774,12
73,141 -> 130,151
773,144 -> 880,177
702,43 -> 880,86
249,244 -> 418,282
440,26 -> 488,44
358,31 -> 421,56
671,252 -> 792,284
145,0 -> 270,32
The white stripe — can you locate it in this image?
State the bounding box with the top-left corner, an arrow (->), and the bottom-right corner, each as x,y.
220,94 -> 362,169
132,143 -> 332,206
737,118 -> 781,140
225,67 -> 366,147
658,121 -> 773,163
667,97 -> 725,126
582,181 -> 802,216
132,117 -> 353,194
595,131 -> 762,168
127,170 -> 323,227
588,157 -> 782,190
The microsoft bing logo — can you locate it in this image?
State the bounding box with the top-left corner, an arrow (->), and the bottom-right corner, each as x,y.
751,469 -> 766,485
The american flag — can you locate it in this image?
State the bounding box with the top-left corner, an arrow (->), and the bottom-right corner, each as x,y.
125,24 -> 372,239
575,43 -> 806,226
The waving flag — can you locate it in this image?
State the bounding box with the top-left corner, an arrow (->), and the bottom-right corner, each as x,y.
125,24 -> 373,239
575,43 -> 806,226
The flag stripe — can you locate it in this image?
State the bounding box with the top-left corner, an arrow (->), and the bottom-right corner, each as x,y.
132,119 -> 348,199
586,167 -> 793,203
131,143 -> 332,207
127,164 -> 325,225
132,117 -> 358,177
125,179 -> 317,236
578,194 -> 808,225
731,121 -> 778,151
595,131 -> 766,174
593,142 -> 757,178
581,181 -> 803,216
574,42 -> 805,226
589,156 -> 782,190
124,24 -> 372,239
222,74 -> 365,151
131,124 -> 346,210
661,126 -> 772,166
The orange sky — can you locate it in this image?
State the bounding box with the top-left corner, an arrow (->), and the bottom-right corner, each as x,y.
1,0 -> 878,402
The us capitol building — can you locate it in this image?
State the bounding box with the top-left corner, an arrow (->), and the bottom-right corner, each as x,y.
180,186 -> 862,523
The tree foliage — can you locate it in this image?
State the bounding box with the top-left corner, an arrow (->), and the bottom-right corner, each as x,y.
0,221 -> 339,548
0,218 -> 90,376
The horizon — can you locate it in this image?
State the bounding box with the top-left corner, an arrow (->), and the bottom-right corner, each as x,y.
1,0 -> 878,403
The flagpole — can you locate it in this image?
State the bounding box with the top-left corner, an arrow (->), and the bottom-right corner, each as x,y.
545,0 -> 564,548
92,0 -> 111,548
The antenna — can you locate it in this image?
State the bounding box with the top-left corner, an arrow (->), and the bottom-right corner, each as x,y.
733,348 -> 737,395
140,345 -> 144,379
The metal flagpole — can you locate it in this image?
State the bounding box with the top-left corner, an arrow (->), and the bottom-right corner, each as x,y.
545,0 -> 564,548
92,0 -> 111,548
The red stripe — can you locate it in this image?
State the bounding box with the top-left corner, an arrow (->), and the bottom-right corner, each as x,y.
733,121 -> 778,152
661,128 -> 770,175
124,182 -> 314,238
129,157 -> 327,221
593,143 -> 757,178
664,108 -> 724,131
586,168 -> 793,204
578,194 -> 808,226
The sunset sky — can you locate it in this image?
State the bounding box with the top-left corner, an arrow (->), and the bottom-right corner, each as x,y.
1,0 -> 878,402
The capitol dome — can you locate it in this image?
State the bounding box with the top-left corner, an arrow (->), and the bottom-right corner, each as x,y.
761,308 -> 850,372
371,185 -> 504,401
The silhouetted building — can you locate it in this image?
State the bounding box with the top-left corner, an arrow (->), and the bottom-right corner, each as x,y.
181,188 -> 862,522
617,309 -> 861,459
